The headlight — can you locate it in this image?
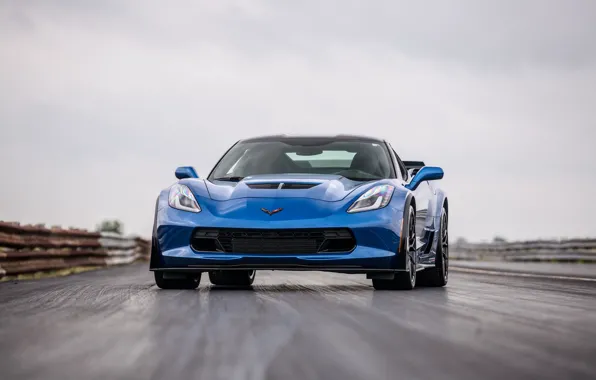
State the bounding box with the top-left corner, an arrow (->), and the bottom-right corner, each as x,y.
168,184 -> 201,213
347,185 -> 394,213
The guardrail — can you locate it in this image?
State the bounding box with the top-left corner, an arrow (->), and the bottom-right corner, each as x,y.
0,222 -> 150,279
452,238 -> 596,262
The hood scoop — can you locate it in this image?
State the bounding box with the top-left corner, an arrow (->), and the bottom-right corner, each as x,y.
246,182 -> 318,190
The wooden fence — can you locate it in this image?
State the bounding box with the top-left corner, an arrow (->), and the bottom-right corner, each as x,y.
0,222 -> 149,279
451,238 -> 596,262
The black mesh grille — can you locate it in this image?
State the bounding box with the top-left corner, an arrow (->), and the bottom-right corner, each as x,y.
191,228 -> 355,254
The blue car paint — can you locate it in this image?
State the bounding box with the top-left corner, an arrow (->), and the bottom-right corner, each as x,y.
204,174 -> 365,202
151,168 -> 445,273
175,166 -> 199,180
405,166 -> 444,191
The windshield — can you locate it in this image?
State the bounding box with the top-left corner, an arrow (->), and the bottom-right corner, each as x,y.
209,138 -> 394,181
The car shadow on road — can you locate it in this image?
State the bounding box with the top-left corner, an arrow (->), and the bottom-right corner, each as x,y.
242,284 -> 373,293
201,283 -> 452,294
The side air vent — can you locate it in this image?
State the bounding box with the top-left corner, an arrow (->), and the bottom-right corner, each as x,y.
246,183 -> 318,190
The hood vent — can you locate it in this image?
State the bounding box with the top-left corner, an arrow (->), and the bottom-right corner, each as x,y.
246,183 -> 279,189
246,182 -> 318,190
281,183 -> 317,189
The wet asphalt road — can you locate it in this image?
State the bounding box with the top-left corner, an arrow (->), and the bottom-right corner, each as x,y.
0,263 -> 595,380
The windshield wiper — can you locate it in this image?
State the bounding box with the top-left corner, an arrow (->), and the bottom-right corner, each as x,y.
212,176 -> 245,182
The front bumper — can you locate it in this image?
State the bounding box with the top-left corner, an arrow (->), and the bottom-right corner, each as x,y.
154,246 -> 399,273
151,198 -> 405,273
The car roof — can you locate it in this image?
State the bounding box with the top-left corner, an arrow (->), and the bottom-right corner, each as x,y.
239,134 -> 385,143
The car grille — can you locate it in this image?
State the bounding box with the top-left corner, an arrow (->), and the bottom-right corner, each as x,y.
191,228 -> 355,254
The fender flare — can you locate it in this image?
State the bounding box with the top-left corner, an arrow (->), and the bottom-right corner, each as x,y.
396,193 -> 415,270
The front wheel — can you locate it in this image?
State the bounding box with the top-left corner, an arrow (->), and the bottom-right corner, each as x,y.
209,270 -> 256,287
373,205 -> 417,290
154,271 -> 201,290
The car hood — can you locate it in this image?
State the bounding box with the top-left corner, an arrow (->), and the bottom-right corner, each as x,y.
202,174 -> 367,202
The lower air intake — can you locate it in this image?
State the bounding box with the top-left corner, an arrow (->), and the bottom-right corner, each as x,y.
191,228 -> 355,254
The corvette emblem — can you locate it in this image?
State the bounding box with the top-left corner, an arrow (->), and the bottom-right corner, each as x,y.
261,207 -> 283,216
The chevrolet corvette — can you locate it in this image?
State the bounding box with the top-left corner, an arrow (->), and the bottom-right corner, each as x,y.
150,135 -> 448,290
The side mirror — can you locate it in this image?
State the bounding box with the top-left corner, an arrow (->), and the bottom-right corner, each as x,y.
405,166 -> 443,191
175,166 -> 199,180
408,168 -> 420,177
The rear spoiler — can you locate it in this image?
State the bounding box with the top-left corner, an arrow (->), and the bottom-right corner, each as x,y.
403,161 -> 425,170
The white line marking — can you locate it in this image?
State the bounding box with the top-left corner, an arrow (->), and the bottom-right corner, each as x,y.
451,266 -> 596,282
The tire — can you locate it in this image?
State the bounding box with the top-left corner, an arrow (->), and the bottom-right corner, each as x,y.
154,271 -> 201,290
373,205 -> 417,290
208,270 -> 256,287
418,207 -> 449,287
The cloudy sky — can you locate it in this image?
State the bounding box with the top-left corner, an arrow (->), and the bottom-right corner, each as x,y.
1,0 -> 595,241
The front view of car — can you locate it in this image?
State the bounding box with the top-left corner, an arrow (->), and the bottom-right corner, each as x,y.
150,135 -> 416,289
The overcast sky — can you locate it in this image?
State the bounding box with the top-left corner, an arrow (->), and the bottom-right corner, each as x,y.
1,0 -> 595,241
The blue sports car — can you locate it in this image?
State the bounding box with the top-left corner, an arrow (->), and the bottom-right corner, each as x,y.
150,135 -> 448,290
